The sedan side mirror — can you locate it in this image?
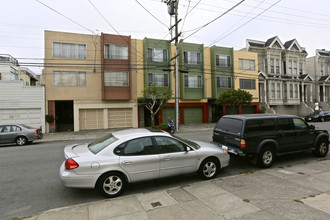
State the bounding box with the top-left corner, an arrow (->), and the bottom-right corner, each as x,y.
309,125 -> 315,130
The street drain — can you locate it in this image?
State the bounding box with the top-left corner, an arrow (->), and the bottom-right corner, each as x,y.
151,201 -> 163,208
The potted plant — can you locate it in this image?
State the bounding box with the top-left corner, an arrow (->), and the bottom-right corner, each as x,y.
45,114 -> 55,133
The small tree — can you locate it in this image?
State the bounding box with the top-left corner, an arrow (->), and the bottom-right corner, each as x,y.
215,89 -> 253,113
139,84 -> 172,126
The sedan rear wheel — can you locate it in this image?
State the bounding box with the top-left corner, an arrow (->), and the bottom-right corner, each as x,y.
199,158 -> 219,180
16,136 -> 27,146
97,172 -> 126,198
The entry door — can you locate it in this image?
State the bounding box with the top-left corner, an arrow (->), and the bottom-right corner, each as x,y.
154,136 -> 198,178
119,137 -> 160,182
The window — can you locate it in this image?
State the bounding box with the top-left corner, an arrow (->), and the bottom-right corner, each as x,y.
299,62 -> 303,75
290,84 -> 293,98
293,118 -> 308,130
270,58 -> 274,73
53,71 -> 86,87
276,83 -> 281,99
184,51 -> 201,65
288,61 -> 292,74
104,71 -> 129,87
320,64 -> 324,76
148,73 -> 169,87
1,125 -> 21,133
216,76 -> 231,89
53,42 -> 86,59
239,59 -> 255,70
294,84 -> 298,98
104,44 -> 128,60
275,59 -> 280,73
245,119 -> 276,134
154,136 -> 186,153
293,61 -> 297,75
215,117 -> 243,135
271,83 -> 275,99
122,137 -> 155,156
184,75 -> 202,88
239,79 -> 256,90
88,134 -> 118,154
147,48 -> 168,62
278,118 -> 293,130
216,55 -> 230,67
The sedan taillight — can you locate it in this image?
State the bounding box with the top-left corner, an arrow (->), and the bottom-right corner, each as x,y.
65,158 -> 79,170
35,129 -> 39,134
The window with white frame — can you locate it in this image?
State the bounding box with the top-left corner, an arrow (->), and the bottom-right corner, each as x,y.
216,55 -> 230,67
53,42 -> 86,59
320,64 -> 324,76
289,84 -> 293,98
183,51 -> 201,65
270,58 -> 275,73
147,48 -> 168,62
53,71 -> 86,87
299,62 -> 303,75
216,76 -> 231,88
294,84 -> 298,98
104,44 -> 128,60
275,59 -> 280,73
276,83 -> 281,98
148,73 -> 169,87
288,61 -> 292,75
239,78 -> 256,90
271,83 -> 275,98
184,75 -> 202,88
239,59 -> 255,70
293,61 -> 297,75
104,71 -> 129,86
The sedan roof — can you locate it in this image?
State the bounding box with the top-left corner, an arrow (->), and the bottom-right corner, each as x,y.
112,128 -> 169,140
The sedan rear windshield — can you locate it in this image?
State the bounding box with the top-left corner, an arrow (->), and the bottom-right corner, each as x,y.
88,134 -> 118,154
215,117 -> 243,135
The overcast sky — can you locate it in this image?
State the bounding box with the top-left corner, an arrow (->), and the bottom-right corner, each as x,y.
1,0 -> 330,75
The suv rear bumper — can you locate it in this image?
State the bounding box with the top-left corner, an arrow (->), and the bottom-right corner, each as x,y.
221,144 -> 244,156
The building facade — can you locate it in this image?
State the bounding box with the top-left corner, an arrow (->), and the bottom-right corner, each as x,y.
245,36 -> 313,116
44,30 -> 138,132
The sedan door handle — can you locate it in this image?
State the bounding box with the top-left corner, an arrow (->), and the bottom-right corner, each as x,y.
122,161 -> 132,165
162,157 -> 171,161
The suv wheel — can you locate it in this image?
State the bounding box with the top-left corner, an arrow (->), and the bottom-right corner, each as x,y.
257,146 -> 275,168
321,117 -> 325,122
313,139 -> 329,157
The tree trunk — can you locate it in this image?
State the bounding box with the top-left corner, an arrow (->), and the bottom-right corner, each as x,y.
151,111 -> 155,126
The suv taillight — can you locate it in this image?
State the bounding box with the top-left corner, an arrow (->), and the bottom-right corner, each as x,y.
240,139 -> 246,149
65,158 -> 79,170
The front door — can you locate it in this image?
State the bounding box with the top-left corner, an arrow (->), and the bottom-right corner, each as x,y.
154,136 -> 198,178
119,137 -> 160,182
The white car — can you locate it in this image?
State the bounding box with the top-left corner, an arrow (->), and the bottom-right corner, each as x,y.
59,128 -> 230,198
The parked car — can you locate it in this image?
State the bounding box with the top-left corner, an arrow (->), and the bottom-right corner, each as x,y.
59,128 -> 230,198
0,124 -> 42,146
305,110 -> 330,122
213,114 -> 329,168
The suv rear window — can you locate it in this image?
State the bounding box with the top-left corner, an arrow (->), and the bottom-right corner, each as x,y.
215,117 -> 243,135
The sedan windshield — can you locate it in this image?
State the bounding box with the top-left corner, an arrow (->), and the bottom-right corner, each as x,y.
88,134 -> 118,154
173,135 -> 200,150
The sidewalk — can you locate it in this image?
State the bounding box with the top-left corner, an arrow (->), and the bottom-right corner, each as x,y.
40,123 -> 216,142
26,158 -> 330,220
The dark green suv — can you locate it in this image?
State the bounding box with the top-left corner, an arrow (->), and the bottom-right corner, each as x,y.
213,114 -> 329,168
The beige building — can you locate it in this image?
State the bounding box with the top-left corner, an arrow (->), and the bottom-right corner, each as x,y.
44,30 -> 138,132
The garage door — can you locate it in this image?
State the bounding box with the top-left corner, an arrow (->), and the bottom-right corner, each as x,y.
184,107 -> 203,124
242,105 -> 256,114
162,107 -> 176,124
79,109 -> 104,130
0,109 -> 41,128
108,108 -> 132,128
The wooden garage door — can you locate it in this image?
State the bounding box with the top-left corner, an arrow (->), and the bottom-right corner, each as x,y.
184,107 -> 203,124
79,109 -> 104,130
108,108 -> 132,128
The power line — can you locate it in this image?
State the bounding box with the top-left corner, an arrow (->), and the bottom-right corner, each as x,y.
135,0 -> 168,28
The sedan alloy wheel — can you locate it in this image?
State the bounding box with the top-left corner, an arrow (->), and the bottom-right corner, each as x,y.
98,172 -> 126,198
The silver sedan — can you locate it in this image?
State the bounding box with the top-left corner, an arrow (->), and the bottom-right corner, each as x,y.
0,124 -> 42,146
59,128 -> 230,198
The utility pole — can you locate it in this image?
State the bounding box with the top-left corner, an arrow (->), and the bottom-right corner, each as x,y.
165,0 -> 181,132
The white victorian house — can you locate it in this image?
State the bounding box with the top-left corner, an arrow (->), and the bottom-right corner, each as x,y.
244,36 -> 314,116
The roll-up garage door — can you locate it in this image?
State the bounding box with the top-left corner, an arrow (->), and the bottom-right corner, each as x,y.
184,107 -> 203,124
0,109 -> 41,128
79,109 -> 104,130
108,108 -> 132,128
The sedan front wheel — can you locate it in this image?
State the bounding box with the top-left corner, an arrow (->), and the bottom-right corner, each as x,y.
199,158 -> 219,180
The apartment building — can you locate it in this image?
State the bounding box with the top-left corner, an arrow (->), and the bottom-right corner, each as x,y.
245,36 -> 313,116
44,30 -> 138,132
307,49 -> 330,108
